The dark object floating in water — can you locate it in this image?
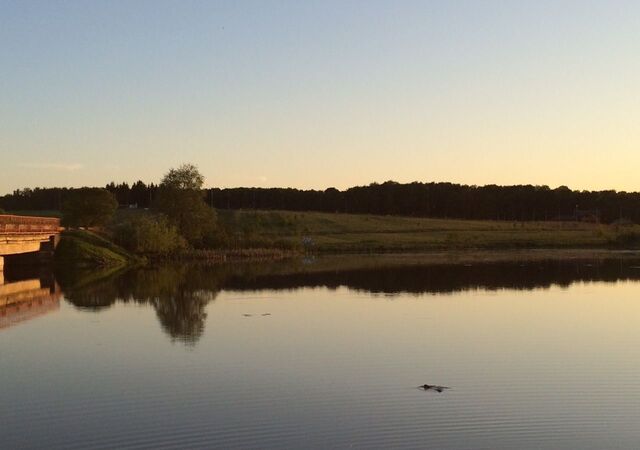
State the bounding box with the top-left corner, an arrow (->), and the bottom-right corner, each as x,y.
243,313 -> 272,317
262,313 -> 271,316
243,314 -> 253,317
419,384 -> 450,393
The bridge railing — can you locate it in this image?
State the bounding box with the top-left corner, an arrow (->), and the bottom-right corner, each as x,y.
0,215 -> 61,234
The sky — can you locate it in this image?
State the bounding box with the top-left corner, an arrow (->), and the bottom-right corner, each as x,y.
1,0 -> 640,194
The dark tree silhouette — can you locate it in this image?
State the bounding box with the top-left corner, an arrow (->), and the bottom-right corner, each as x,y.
61,188 -> 117,228
5,180 -> 640,224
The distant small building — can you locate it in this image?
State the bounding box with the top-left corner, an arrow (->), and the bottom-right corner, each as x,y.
575,209 -> 600,223
555,209 -> 600,223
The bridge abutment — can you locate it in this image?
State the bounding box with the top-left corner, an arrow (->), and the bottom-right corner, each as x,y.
0,215 -> 61,281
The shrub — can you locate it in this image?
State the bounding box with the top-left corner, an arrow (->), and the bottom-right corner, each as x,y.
114,215 -> 187,255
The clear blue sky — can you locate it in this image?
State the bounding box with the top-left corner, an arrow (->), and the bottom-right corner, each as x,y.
2,0 -> 639,194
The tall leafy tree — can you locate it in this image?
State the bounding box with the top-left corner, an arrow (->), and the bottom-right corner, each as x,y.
61,188 -> 117,228
161,164 -> 204,190
153,164 -> 216,246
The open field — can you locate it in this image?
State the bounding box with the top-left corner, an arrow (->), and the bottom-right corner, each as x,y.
8,208 -> 640,253
216,209 -> 640,252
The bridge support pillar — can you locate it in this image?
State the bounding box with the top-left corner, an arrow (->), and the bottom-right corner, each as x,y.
37,236 -> 57,264
0,257 -> 4,285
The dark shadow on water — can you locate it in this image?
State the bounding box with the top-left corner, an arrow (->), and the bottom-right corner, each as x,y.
33,254 -> 640,344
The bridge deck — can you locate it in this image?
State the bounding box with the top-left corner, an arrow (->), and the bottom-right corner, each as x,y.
0,215 -> 61,234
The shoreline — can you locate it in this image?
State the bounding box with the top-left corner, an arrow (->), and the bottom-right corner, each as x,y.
147,247 -> 640,265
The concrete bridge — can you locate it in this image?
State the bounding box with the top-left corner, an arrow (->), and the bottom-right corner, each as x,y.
0,215 -> 62,279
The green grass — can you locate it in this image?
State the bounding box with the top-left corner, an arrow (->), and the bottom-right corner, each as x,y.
217,209 -> 640,252
54,229 -> 140,267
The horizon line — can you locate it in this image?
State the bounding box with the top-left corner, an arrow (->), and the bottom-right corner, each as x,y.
3,179 -> 640,197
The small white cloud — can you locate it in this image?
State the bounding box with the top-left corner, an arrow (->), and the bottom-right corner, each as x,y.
18,162 -> 84,171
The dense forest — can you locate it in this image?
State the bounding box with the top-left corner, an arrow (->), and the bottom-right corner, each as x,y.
2,180 -> 640,224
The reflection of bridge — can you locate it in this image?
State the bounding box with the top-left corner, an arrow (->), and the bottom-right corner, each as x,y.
0,278 -> 61,329
0,215 -> 62,280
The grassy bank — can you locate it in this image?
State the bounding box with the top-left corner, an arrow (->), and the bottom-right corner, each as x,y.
55,230 -> 141,267
217,209 -> 640,252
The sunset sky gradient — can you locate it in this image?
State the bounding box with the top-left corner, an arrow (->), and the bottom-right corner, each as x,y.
2,0 -> 639,194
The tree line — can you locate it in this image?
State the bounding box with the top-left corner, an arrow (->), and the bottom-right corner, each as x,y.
3,180 -> 640,224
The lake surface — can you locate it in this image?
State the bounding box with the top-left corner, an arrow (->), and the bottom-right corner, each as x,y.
2,254 -> 640,449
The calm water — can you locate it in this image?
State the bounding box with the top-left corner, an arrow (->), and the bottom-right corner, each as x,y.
2,255 -> 640,449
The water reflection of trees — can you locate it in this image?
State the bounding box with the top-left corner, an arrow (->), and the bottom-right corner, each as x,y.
223,259 -> 640,295
56,257 -> 640,344
57,265 -> 228,345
